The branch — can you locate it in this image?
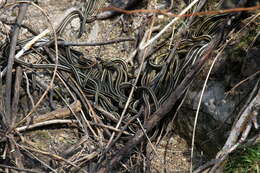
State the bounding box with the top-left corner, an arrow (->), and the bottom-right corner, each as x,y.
5,1 -> 28,125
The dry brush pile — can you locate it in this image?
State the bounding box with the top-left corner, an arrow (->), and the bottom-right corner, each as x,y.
0,0 -> 259,172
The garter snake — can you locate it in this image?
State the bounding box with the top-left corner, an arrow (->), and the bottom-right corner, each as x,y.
194,14 -> 230,36
79,0 -> 106,37
55,8 -> 84,36
0,7 -> 232,144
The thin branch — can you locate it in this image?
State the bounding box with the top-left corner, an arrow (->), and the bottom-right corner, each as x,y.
105,16 -> 156,150
0,164 -> 42,173
16,119 -> 78,132
53,38 -> 134,46
10,67 -> 23,126
5,1 -> 28,125
210,88 -> 260,172
100,5 -> 260,18
33,100 -> 81,123
20,144 -> 80,170
190,41 -> 228,172
139,0 -> 200,50
12,1 -> 59,130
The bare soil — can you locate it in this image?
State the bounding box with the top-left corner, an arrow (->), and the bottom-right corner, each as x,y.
1,0 -> 193,172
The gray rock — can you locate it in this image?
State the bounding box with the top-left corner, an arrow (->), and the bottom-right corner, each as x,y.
192,81 -> 236,124
175,46 -> 260,158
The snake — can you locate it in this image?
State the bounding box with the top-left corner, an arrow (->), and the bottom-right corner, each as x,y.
79,0 -> 106,37
0,8 -> 231,143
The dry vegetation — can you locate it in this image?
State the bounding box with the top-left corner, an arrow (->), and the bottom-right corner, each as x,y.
0,0 -> 259,172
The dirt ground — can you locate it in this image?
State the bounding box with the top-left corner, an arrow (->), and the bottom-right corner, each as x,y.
1,0 -> 193,172
2,0 -> 259,172
33,0 -> 191,171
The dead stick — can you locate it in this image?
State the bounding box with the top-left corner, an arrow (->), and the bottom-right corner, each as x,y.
11,67 -> 23,127
16,119 -> 78,132
0,164 -> 41,173
5,2 -> 28,125
33,100 -> 81,123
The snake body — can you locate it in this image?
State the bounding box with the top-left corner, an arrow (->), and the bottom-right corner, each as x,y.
0,10 -> 228,131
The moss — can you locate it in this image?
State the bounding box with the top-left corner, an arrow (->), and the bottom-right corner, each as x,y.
224,143 -> 260,173
34,130 -> 52,140
237,34 -> 256,50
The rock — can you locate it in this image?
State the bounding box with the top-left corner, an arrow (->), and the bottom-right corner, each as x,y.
175,46 -> 260,158
176,81 -> 232,157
